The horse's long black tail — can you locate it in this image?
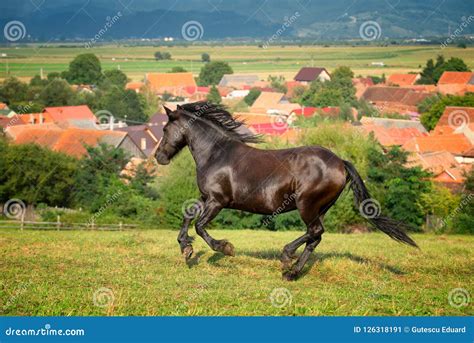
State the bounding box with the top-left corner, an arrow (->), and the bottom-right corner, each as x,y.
343,160 -> 418,248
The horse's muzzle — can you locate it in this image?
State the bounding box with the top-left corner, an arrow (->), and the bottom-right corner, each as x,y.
155,152 -> 170,165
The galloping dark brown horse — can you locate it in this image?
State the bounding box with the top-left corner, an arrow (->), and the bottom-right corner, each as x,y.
155,102 -> 417,280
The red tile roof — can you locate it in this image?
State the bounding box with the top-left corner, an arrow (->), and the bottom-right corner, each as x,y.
387,73 -> 419,86
362,86 -> 432,106
402,133 -> 473,156
43,105 -> 97,122
435,106 -> 474,129
437,71 -> 474,85
291,107 -> 317,117
361,125 -> 427,146
125,82 -> 144,91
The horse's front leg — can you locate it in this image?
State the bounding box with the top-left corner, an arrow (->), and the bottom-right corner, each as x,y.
195,199 -> 235,256
177,215 -> 196,262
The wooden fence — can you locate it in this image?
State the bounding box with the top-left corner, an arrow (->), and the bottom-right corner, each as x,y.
0,215 -> 137,231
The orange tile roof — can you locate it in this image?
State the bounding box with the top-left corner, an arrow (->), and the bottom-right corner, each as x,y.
0,102 -> 8,110
145,72 -> 196,93
402,133 -> 473,155
437,71 -> 473,85
14,113 -> 54,125
406,151 -> 459,175
9,126 -> 127,158
387,73 -> 419,86
43,105 -> 97,122
435,106 -> 474,128
233,112 -> 280,125
361,124 -> 427,146
125,82 -> 144,91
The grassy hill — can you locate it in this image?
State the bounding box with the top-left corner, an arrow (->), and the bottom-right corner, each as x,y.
1,228 -> 472,316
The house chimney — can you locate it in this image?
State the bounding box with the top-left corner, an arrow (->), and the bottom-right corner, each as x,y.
109,115 -> 114,131
39,113 -> 44,124
29,113 -> 34,124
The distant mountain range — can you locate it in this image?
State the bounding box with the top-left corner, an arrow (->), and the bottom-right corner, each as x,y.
0,0 -> 473,42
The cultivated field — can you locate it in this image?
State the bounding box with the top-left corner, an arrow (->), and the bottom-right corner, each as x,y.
0,228 -> 472,316
1,45 -> 474,81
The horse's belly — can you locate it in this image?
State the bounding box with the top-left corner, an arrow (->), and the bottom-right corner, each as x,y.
229,188 -> 297,215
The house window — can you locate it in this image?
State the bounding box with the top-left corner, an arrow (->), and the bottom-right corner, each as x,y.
141,138 -> 147,150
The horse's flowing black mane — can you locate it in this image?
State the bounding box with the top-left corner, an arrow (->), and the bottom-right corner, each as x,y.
179,101 -> 262,144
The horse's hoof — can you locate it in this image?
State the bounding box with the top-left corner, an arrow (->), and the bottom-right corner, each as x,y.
182,245 -> 193,261
282,270 -> 299,281
222,241 -> 235,256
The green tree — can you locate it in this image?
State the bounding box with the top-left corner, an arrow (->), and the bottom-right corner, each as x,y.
451,169 -> 474,234
417,55 -> 470,84
207,85 -> 222,104
29,75 -> 48,87
201,53 -> 210,62
0,77 -> 28,104
39,78 -> 74,106
198,61 -> 233,86
0,140 -> 78,206
66,53 -> 103,85
169,66 -> 187,73
244,87 -> 261,106
154,51 -> 172,60
100,88 -> 148,123
267,75 -> 287,93
101,69 -> 128,90
332,66 -> 354,80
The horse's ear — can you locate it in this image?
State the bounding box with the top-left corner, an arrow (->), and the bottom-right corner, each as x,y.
163,106 -> 172,116
176,104 -> 183,110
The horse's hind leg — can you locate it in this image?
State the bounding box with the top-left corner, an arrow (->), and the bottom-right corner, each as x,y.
195,199 -> 235,256
283,218 -> 324,281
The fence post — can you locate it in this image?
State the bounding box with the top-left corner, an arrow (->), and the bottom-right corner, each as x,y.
57,215 -> 61,231
119,222 -> 123,231
20,212 -> 25,231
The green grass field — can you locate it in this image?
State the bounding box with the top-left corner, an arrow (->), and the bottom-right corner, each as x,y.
1,45 -> 473,81
0,228 -> 472,316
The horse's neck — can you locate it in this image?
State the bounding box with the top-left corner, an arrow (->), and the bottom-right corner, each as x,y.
185,121 -> 240,169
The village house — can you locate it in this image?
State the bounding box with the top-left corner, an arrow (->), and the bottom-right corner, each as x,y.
145,72 -> 197,98
218,74 -> 260,88
5,124 -> 146,159
294,67 -> 331,84
437,71 -> 474,95
361,86 -> 433,118
125,81 -> 145,94
387,73 -> 420,87
357,116 -> 428,147
352,77 -> 374,99
250,91 -> 300,115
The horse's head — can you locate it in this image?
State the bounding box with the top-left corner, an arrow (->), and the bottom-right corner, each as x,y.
155,105 -> 187,165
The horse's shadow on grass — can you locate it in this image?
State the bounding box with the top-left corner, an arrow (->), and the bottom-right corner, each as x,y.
241,249 -> 405,276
